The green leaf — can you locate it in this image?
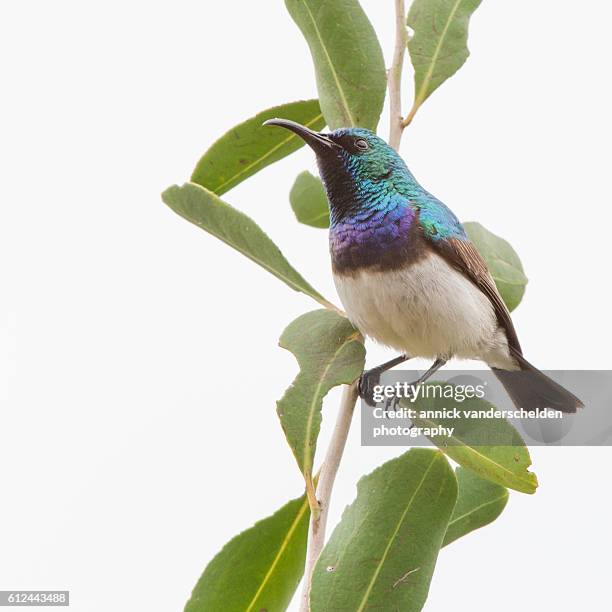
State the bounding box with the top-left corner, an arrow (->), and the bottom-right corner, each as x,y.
310,449 -> 457,612
162,183 -> 333,308
185,494 -> 310,612
443,467 -> 509,547
277,310 -> 365,488
464,221 -> 528,311
408,387 -> 538,494
407,0 -> 482,121
290,171 -> 329,228
191,100 -> 325,196
285,0 -> 386,130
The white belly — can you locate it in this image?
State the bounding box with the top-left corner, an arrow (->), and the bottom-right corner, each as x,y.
333,252 -> 515,368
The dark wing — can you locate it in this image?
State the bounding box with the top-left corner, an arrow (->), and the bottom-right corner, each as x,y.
432,237 -> 523,355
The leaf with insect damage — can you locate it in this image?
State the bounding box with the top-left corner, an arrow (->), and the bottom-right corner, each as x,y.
277,309 -> 364,502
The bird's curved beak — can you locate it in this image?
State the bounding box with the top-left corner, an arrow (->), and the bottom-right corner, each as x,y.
263,118 -> 339,154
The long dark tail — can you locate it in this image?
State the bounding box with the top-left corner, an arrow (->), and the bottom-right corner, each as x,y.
492,350 -> 583,413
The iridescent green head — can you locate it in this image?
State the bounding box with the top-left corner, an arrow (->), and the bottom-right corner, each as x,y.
264,119 -> 415,222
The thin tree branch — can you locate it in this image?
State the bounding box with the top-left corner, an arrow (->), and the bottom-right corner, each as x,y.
299,381 -> 359,612
298,7 -> 410,606
298,7 -> 411,606
388,0 -> 408,151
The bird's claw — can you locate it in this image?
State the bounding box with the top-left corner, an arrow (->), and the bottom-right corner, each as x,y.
359,370 -> 402,413
358,368 -> 382,407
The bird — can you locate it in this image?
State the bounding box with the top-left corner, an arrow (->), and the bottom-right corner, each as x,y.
264,119 -> 582,413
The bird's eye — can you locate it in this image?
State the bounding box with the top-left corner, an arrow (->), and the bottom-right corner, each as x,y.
354,138 -> 369,151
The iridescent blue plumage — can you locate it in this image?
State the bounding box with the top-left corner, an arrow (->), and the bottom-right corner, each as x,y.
316,128 -> 467,273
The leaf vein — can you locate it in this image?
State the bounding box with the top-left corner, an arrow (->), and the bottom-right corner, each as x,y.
244,497 -> 309,612
300,0 -> 356,126
416,415 -> 535,490
302,337 -> 361,474
355,454 -> 440,611
214,113 -> 324,193
446,494 -> 508,528
414,0 -> 464,107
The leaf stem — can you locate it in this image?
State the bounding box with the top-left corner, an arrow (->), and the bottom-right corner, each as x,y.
388,0 -> 407,151
401,103 -> 418,129
304,473 -> 320,521
299,380 -> 360,612
318,298 -> 346,315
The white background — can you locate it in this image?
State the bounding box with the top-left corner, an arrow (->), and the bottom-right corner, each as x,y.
1,1 -> 610,610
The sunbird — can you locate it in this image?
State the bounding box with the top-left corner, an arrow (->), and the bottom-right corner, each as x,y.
265,119 -> 582,413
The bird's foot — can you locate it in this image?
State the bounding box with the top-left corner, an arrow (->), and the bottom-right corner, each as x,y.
359,379 -> 404,413
358,354 -> 411,408
358,368 -> 383,407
